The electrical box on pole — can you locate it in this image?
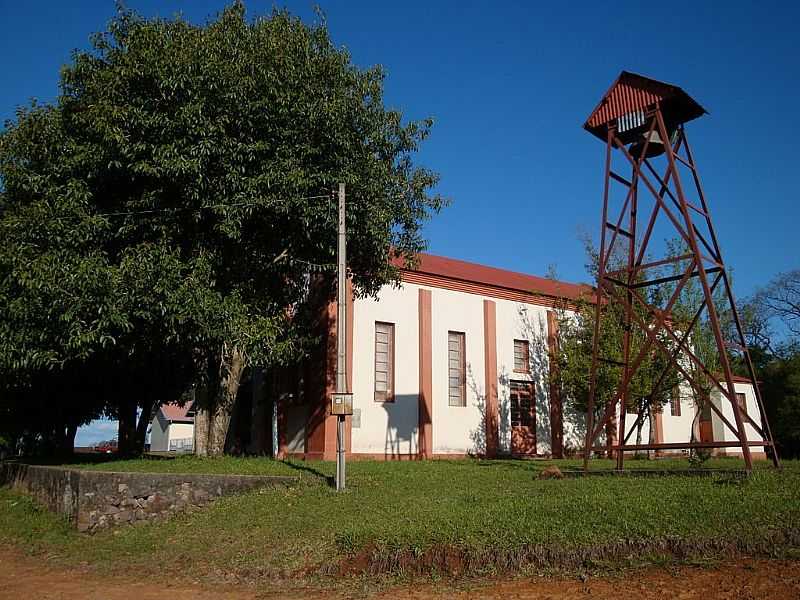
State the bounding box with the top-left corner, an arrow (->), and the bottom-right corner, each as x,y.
331,393 -> 353,416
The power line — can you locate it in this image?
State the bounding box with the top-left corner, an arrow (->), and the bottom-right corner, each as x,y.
5,193 -> 336,223
286,257 -> 336,272
4,190 -> 409,224
90,191 -> 402,219
94,194 -> 333,218
4,192 -> 343,273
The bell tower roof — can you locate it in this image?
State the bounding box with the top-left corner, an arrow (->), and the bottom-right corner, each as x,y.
583,71 -> 707,143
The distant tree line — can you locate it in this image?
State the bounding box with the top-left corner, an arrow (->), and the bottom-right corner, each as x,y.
740,270 -> 800,458
0,3 -> 444,457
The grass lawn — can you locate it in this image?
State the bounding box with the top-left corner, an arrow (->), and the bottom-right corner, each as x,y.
40,452 -> 781,475
1,457 -> 798,586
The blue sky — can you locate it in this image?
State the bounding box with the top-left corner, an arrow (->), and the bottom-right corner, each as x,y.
2,1 -> 798,445
74,418 -> 118,447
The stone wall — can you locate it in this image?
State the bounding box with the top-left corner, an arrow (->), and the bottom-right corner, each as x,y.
0,463 -> 80,518
0,463 -> 297,533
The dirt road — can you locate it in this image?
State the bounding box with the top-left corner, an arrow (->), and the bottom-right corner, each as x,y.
2,547 -> 798,599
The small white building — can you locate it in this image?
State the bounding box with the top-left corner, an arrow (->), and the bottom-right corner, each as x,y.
268,253 -> 767,461
149,403 -> 195,453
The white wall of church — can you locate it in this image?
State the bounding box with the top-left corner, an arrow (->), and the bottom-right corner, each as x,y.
351,281 -> 421,456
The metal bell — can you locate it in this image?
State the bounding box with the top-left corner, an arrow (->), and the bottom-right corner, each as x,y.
629,129 -> 666,159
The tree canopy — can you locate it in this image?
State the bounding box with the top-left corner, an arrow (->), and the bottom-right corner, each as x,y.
0,3 -> 445,455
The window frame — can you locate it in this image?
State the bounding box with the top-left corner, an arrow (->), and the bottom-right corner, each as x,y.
735,392 -> 747,413
513,339 -> 530,374
670,388 -> 681,417
447,331 -> 467,407
374,321 -> 395,403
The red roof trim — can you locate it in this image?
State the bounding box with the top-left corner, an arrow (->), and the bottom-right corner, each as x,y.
393,253 -> 591,302
717,374 -> 758,386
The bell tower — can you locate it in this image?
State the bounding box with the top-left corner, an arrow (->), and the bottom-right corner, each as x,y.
582,72 -> 778,472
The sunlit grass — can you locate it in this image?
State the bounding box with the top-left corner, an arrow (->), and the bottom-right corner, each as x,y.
1,457 -> 797,584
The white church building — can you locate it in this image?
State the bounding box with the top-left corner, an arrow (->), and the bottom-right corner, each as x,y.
262,253 -> 767,461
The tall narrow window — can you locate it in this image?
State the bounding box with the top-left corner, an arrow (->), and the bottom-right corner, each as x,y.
670,388 -> 681,416
374,322 -> 394,402
735,392 -> 747,413
513,339 -> 530,373
448,331 -> 466,407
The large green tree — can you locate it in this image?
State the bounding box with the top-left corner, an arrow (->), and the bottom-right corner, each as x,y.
0,3 -> 444,455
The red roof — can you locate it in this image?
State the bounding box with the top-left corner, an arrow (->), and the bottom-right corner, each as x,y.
159,402 -> 195,423
394,253 -> 591,301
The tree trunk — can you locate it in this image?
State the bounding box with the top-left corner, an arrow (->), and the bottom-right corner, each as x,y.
134,397 -> 156,455
54,416 -> 66,454
193,383 -> 211,456
605,413 -> 617,459
635,407 -> 644,458
194,409 -> 210,456
50,421 -> 66,456
208,344 -> 246,456
691,404 -> 702,443
117,397 -> 138,457
64,423 -> 78,455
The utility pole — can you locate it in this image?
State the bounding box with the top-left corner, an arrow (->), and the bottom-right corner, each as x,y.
335,182 -> 347,491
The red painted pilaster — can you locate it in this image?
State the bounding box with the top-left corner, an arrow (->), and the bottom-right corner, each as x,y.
418,289 -> 433,458
305,298 -> 338,460
653,406 -> 664,457
546,310 -> 564,458
483,300 -> 499,458
345,280 -> 354,454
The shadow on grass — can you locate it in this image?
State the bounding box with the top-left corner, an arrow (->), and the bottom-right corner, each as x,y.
281,460 -> 334,486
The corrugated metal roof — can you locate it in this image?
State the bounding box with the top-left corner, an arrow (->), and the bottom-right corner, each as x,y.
159,402 -> 194,423
584,71 -> 707,142
392,252 -> 591,301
